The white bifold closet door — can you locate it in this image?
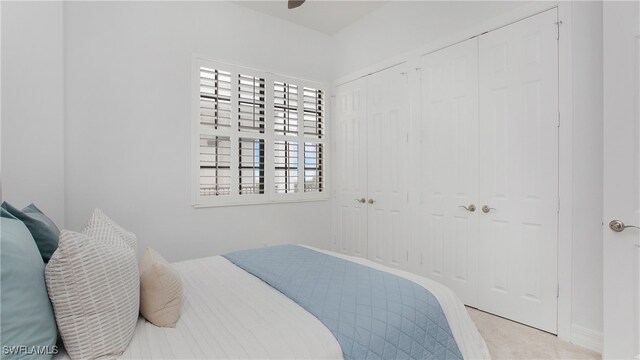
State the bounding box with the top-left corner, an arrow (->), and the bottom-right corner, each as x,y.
332,78 -> 368,258
332,64 -> 410,269
419,8 -> 559,333
366,64 -> 410,268
478,9 -> 559,334
420,38 -> 480,308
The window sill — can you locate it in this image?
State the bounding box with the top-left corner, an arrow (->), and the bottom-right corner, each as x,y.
192,196 -> 330,209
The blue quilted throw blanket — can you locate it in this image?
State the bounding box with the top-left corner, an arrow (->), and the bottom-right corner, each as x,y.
223,245 -> 463,360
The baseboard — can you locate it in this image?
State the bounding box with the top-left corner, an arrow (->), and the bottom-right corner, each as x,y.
571,324 -> 603,354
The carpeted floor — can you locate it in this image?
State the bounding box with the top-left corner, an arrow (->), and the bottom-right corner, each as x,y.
467,307 -> 601,359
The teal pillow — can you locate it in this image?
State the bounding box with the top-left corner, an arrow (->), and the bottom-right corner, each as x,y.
1,202 -> 60,262
1,217 -> 58,359
0,208 -> 17,220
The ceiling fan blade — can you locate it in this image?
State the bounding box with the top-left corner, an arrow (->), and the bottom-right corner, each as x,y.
288,0 -> 305,9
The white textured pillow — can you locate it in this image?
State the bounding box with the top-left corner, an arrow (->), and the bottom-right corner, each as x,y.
45,225 -> 139,360
86,208 -> 137,254
139,248 -> 183,327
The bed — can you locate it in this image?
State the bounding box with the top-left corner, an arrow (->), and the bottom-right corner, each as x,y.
54,245 -> 490,359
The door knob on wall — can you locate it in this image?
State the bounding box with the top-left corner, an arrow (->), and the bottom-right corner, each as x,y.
609,220 -> 640,232
459,204 -> 476,212
354,198 -> 366,203
482,205 -> 496,213
368,199 -> 376,204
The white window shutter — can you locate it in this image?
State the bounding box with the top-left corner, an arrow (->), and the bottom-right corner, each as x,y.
199,135 -> 231,196
274,82 -> 299,136
194,57 -> 327,206
237,74 -> 266,133
304,142 -> 323,193
303,87 -> 324,138
199,67 -> 231,130
274,140 -> 298,194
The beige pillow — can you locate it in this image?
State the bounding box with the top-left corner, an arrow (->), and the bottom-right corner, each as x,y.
139,248 -> 183,327
45,227 -> 139,360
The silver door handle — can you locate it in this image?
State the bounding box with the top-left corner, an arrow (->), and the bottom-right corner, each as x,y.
482,205 -> 496,213
609,220 -> 640,232
354,198 -> 366,203
368,199 -> 375,204
459,204 -> 476,212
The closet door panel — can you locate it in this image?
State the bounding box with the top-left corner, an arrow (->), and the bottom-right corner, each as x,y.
366,63 -> 410,269
478,8 -> 559,334
332,79 -> 368,258
420,38 -> 480,307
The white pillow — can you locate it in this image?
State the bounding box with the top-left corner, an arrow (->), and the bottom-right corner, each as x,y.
45,223 -> 139,360
86,208 -> 137,254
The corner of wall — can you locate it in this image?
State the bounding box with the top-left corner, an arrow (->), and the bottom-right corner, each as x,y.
0,1 -> 66,226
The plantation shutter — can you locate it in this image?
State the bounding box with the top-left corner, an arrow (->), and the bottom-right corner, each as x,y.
303,87 -> 324,193
194,58 -> 327,206
274,82 -> 299,136
274,140 -> 298,194
303,87 -> 324,138
304,142 -> 323,192
199,68 -> 232,130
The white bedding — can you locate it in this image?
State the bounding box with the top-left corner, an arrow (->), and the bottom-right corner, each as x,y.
54,246 -> 490,359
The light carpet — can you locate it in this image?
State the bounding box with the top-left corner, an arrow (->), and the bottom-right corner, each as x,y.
467,307 -> 601,360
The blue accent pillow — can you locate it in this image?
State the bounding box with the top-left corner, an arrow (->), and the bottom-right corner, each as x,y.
1,207 -> 18,220
1,202 -> 60,263
1,217 -> 58,359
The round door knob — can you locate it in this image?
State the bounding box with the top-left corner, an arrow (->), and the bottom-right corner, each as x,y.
354,198 -> 366,203
482,205 -> 496,213
610,220 -> 624,232
459,204 -> 476,212
368,199 -> 375,204
609,220 -> 640,232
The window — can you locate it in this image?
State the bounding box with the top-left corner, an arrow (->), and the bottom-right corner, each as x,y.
199,135 -> 231,196
192,57 -> 328,206
274,82 -> 298,136
274,140 -> 298,194
304,142 -> 323,192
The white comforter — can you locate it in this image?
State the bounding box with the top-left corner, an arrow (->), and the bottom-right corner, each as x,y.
55,246 -> 490,359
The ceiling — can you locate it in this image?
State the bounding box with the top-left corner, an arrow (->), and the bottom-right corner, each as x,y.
234,1 -> 388,35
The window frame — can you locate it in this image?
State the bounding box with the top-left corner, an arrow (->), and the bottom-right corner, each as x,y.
191,56 -> 329,207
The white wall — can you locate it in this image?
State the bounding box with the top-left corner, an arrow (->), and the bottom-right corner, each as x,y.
570,0 -> 604,349
328,0 -> 604,349
0,1 -> 65,226
64,1 -> 333,261
331,1 -> 531,79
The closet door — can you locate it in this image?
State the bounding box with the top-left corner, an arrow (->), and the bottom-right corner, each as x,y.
366,63 -> 410,268
419,38 -> 479,307
478,8 -> 559,333
332,79 -> 368,258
